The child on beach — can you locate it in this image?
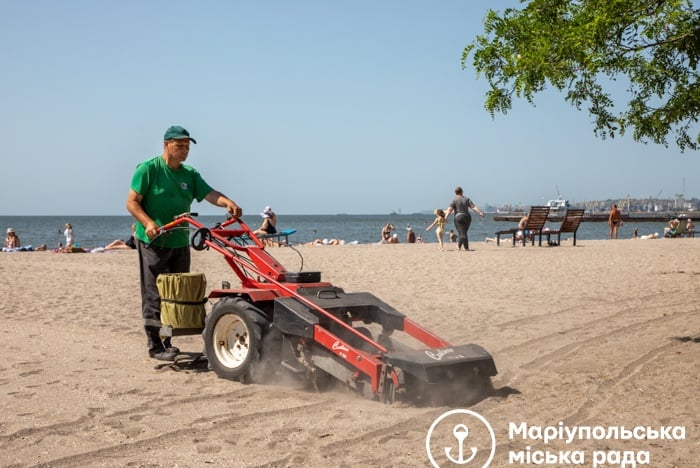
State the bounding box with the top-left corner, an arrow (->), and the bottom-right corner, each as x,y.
425,209 -> 447,251
448,230 -> 457,242
64,223 -> 74,247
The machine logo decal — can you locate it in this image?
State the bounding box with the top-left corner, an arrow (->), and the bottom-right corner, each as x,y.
332,341 -> 349,353
425,348 -> 453,361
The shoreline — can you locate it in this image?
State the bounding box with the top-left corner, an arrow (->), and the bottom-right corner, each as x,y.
1,213 -> 688,250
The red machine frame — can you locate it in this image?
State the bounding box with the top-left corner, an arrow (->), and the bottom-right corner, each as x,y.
158,213 -> 495,402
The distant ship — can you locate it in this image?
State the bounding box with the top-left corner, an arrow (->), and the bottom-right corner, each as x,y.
545,196 -> 569,213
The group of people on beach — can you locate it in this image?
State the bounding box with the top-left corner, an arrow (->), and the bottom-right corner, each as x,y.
662,217 -> 694,238
378,223 -> 434,245
611,204 -> 695,240
2,223 -> 73,252
2,221 -> 140,254
2,228 -> 43,251
422,187 -> 485,251
377,187 -> 484,251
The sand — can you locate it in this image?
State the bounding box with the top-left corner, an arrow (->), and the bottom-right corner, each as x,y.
0,238 -> 698,467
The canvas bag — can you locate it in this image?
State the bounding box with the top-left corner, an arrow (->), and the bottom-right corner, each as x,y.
157,272 -> 207,328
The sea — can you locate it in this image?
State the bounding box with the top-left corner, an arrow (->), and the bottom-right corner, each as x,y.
0,213 -> 669,250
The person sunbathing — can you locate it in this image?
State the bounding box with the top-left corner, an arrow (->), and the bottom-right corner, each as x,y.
105,236 -> 136,250
2,228 -> 37,251
305,238 -> 344,246
105,225 -> 137,250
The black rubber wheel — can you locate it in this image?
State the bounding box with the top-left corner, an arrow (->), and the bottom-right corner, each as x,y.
203,297 -> 268,382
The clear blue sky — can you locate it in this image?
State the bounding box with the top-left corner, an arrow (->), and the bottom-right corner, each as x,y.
2,1 -> 698,216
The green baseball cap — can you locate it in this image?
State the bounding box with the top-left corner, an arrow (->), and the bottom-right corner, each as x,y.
163,125 -> 197,144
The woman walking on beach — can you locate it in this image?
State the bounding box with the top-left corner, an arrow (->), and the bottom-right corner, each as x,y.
425,209 -> 447,251
444,186 -> 484,251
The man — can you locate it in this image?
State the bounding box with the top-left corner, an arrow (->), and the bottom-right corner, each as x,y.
515,213 -> 530,242
608,204 -> 623,239
126,125 -> 243,361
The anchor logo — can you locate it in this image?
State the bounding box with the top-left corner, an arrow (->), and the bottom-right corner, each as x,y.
444,424 -> 477,464
425,409 -> 496,467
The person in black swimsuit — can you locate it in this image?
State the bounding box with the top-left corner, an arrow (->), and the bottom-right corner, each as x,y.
608,204 -> 622,239
254,206 -> 277,236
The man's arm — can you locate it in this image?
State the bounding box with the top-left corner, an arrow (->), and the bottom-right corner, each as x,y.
205,190 -> 243,218
126,189 -> 159,239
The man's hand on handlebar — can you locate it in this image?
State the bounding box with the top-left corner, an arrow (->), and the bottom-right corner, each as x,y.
145,221 -> 160,239
226,202 -> 243,219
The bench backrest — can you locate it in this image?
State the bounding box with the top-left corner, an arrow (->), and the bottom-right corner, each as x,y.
525,206 -> 551,231
558,209 -> 585,233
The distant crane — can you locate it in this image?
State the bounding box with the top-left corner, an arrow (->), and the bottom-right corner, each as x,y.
617,195 -> 632,213
656,189 -> 664,211
682,178 -> 685,198
673,179 -> 686,210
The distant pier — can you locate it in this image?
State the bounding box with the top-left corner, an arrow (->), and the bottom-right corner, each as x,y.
493,213 -> 687,223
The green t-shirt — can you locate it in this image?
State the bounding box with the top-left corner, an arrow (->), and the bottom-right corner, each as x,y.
130,155 -> 213,248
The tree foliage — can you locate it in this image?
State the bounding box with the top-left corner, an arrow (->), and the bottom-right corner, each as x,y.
463,0 -> 700,152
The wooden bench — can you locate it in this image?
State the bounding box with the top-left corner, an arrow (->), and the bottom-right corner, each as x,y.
545,209 -> 586,246
495,206 -> 551,246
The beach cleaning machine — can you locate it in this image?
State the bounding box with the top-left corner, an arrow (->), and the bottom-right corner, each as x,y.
155,213 -> 497,405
